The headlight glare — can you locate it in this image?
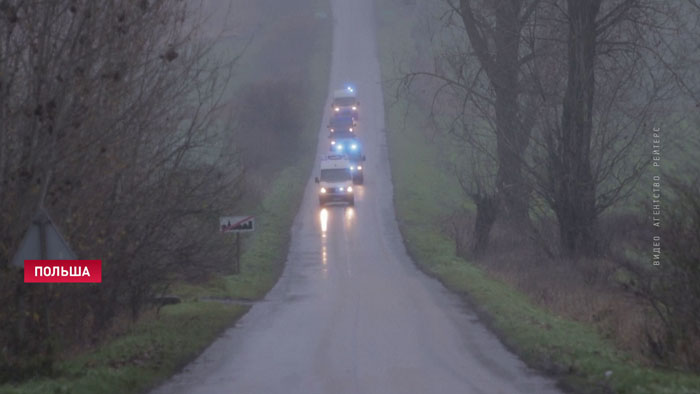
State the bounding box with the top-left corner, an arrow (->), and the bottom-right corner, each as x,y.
347,186 -> 353,193
320,187 -> 327,193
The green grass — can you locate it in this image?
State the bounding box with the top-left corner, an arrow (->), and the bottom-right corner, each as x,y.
0,1 -> 332,393
375,0 -> 700,393
0,303 -> 247,394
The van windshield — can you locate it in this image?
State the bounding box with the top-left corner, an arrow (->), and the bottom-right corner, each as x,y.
320,168 -> 351,182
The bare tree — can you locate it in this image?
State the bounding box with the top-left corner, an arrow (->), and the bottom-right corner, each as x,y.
527,0 -> 695,257
398,0 -> 544,255
0,0 -> 244,376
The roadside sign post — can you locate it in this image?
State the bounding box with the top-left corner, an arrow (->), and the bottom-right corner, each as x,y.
235,233 -> 241,275
219,216 -> 255,274
9,208 -> 77,363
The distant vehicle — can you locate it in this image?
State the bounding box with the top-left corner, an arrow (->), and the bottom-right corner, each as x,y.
329,134 -> 365,185
335,107 -> 356,120
328,114 -> 356,133
329,129 -> 355,145
332,86 -> 359,120
315,154 -> 354,206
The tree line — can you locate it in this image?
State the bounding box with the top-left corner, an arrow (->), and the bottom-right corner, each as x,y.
0,0 -> 244,379
398,0 -> 700,369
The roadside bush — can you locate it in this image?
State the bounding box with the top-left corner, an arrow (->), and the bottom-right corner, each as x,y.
0,0 -> 243,380
442,206 -> 665,363
620,176 -> 700,370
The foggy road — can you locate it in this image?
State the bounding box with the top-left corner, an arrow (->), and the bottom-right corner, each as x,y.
151,0 -> 563,393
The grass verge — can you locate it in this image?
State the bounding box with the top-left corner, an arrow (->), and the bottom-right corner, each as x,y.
0,1 -> 331,393
374,1 -> 700,393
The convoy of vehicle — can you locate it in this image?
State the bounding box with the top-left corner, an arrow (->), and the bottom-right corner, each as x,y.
316,85 -> 367,205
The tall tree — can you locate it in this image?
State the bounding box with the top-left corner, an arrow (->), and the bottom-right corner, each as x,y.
401,0 -> 542,255
529,0 -> 696,257
552,0 -> 601,256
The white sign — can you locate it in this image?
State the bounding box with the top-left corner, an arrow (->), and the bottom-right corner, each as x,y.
10,210 -> 77,268
220,216 -> 255,233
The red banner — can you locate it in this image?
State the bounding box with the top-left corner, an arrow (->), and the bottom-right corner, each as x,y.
24,260 -> 102,283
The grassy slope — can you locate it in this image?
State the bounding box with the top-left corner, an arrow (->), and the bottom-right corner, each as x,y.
374,1 -> 700,393
0,1 -> 331,394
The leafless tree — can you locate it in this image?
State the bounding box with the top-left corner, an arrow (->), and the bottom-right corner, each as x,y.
398,0 -> 544,255
526,0 -> 697,257
0,0 -> 244,376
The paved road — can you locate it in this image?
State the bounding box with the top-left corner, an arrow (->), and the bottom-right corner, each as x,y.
152,1 -> 563,393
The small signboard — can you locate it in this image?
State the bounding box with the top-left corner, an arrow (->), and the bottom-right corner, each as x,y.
220,216 -> 255,233
10,210 -> 77,268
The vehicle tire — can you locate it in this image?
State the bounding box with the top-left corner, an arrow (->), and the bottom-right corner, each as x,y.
356,174 -> 364,185
348,197 -> 355,206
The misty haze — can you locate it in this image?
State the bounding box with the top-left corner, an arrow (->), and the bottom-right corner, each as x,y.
1,1 -> 699,393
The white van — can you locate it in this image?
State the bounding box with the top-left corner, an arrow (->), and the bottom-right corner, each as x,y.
331,87 -> 359,120
315,154 -> 354,206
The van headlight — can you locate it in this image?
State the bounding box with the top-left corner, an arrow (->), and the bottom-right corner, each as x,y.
351,144 -> 357,150
320,187 -> 327,194
357,165 -> 362,170
352,106 -> 357,111
334,107 -> 340,112
347,186 -> 353,193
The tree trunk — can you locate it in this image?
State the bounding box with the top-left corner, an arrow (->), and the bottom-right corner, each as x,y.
555,0 -> 601,257
470,192 -> 499,257
493,0 -> 532,230
457,0 -> 532,247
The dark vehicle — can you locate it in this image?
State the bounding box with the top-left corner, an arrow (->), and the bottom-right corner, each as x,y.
329,134 -> 365,184
328,114 -> 356,133
335,108 -> 356,120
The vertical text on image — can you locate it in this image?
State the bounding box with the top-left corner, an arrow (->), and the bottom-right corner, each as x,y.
652,127 -> 661,266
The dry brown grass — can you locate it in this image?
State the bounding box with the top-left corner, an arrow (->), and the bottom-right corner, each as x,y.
442,212 -> 675,366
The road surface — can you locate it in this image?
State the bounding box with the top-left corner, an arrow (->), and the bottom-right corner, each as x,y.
152,0 -> 564,393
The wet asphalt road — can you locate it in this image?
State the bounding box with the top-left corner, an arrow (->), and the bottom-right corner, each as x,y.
151,1 -> 564,393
